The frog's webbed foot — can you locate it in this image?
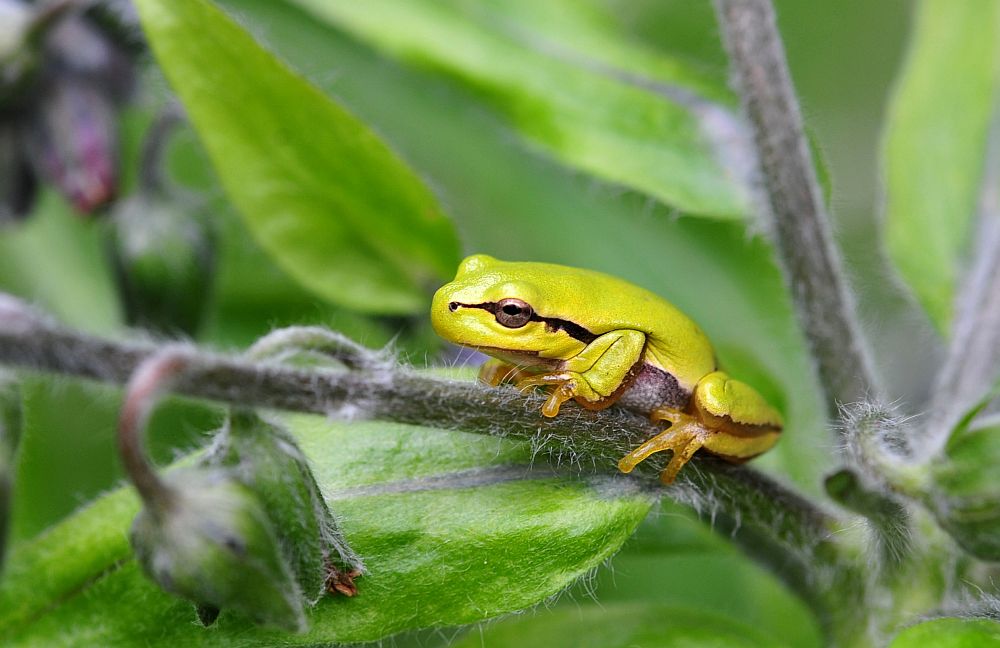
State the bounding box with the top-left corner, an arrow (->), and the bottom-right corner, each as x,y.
618,408 -> 707,484
514,372 -> 580,418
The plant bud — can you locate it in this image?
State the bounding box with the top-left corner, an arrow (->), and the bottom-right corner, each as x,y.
0,373 -> 22,574
130,469 -> 307,631
925,421 -> 1000,560
0,120 -> 36,225
43,13 -> 135,104
107,191 -> 215,335
208,410 -> 363,601
82,0 -> 144,60
23,75 -> 119,214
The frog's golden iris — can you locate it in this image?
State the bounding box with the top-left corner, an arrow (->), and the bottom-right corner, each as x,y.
432,254 -> 782,484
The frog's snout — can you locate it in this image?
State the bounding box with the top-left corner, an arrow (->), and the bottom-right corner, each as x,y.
430,283 -> 459,341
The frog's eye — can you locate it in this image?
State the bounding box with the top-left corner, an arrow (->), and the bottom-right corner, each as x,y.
495,298 -> 533,328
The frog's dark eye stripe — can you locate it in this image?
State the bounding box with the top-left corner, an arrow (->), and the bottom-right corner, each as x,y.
450,301 -> 598,343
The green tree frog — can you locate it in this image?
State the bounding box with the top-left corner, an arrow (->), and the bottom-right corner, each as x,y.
431,255 -> 782,484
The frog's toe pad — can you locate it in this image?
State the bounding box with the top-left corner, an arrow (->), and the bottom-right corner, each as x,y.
618,424 -> 705,484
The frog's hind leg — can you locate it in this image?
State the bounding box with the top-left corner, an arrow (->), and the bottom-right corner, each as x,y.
617,412 -> 707,485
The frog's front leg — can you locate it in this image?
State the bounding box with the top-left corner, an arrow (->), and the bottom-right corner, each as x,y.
513,329 -> 646,417
478,358 -> 532,387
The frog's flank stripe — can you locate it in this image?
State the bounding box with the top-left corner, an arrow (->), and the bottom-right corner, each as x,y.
453,302 -> 599,344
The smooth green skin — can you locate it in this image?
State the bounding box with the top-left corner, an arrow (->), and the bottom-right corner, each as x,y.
0,415 -> 652,646
882,0 -> 1000,335
134,0 -> 461,315
432,255 -> 782,448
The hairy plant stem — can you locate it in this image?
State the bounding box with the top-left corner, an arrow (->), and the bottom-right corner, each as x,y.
712,3 -> 893,643
0,295 -> 863,635
712,0 -> 880,416
117,349 -> 190,515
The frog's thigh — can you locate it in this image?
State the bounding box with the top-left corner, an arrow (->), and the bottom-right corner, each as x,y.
561,329 -> 646,399
693,371 -> 782,460
693,371 -> 783,428
700,428 -> 781,461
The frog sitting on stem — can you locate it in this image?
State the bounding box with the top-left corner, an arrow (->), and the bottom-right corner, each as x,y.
431,254 -> 782,484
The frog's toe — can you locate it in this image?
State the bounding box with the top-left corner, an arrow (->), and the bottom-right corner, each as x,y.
478,359 -> 523,387
618,421 -> 706,484
513,373 -> 579,417
540,382 -> 575,417
514,373 -> 569,391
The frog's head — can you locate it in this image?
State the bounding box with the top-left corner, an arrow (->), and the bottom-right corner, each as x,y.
431,254 -> 580,360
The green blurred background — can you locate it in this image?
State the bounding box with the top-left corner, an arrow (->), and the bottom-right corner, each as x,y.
0,1 -> 932,646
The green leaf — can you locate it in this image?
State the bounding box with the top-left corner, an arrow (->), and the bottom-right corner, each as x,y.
882,0 -> 1000,334
0,193 -> 120,334
583,511 -> 823,648
449,602 -> 776,648
217,0 -> 828,491
888,618 -> 1000,648
0,374 -> 20,573
0,416 -> 652,645
288,0 -> 754,220
947,377 -> 1000,448
133,0 -> 461,315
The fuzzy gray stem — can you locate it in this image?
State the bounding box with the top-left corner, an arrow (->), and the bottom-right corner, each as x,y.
924,107 -> 1000,454
117,348 -> 194,514
712,0 -> 880,415
0,294 -> 860,632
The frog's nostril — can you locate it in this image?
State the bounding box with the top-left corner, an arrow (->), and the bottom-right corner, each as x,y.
449,302 -> 459,312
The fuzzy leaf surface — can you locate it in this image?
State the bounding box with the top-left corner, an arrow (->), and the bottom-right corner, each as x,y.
0,415 -> 652,646
450,602 -> 775,648
289,0 -> 754,220
888,618 -> 1000,648
134,0 -> 461,314
882,0 -> 1000,334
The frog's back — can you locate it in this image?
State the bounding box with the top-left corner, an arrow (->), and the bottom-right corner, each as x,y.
506,260 -> 716,390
